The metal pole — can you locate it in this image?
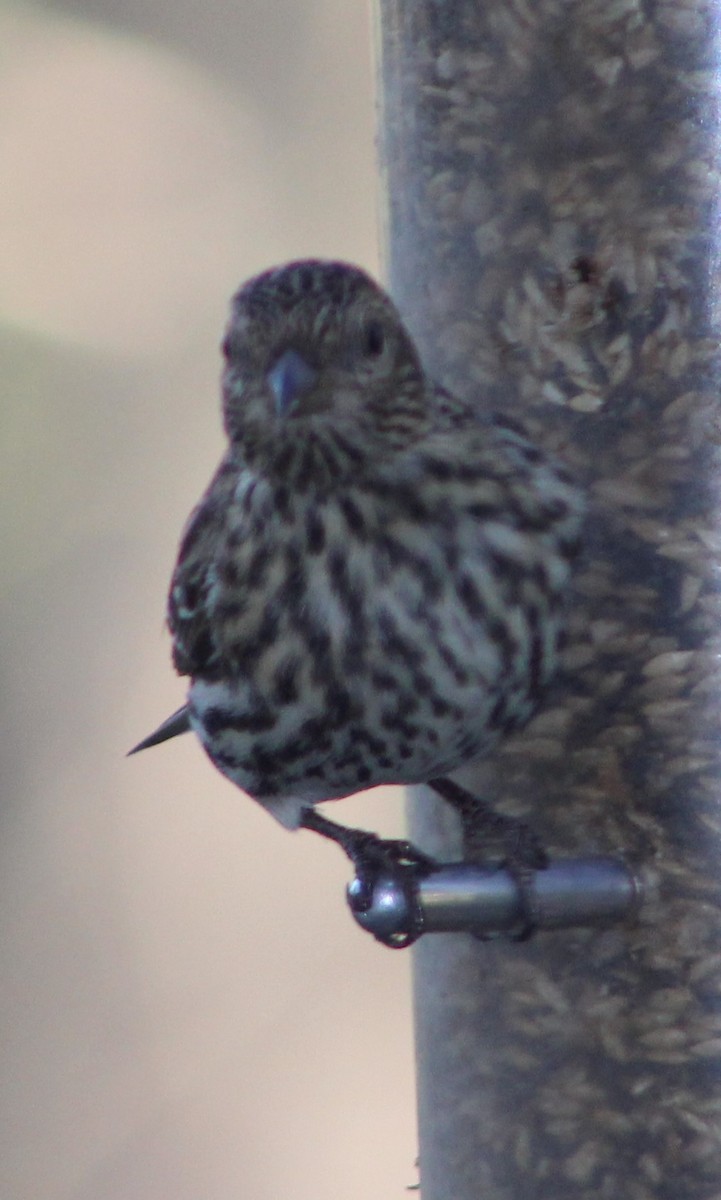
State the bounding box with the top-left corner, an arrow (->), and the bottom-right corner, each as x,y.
374,2 -> 721,1197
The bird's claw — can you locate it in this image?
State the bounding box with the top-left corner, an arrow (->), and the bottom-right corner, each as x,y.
344,833 -> 436,948
299,808 -> 436,946
429,777 -> 549,940
346,833 -> 436,914
463,818 -> 549,941
496,817 -> 549,873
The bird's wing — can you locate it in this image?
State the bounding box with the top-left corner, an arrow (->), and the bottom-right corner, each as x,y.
167,457 -> 242,679
419,400 -> 584,552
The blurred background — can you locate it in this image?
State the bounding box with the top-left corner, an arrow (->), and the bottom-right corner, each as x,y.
0,2 -> 417,1197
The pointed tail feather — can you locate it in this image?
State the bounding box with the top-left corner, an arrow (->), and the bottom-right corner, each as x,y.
127,705 -> 191,755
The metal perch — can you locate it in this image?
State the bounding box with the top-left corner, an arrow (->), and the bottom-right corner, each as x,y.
348,858 -> 642,946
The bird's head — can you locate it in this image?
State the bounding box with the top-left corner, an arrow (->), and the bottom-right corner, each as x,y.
220,260 -> 430,488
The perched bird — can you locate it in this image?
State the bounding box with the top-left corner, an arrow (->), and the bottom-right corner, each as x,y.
131,260 -> 583,939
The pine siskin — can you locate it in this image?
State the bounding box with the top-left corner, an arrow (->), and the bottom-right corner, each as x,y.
131,260 -> 584,937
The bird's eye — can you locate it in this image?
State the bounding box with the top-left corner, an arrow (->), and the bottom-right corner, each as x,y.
362,319 -> 386,359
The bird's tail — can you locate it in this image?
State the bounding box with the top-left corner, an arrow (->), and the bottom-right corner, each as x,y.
127,705 -> 191,755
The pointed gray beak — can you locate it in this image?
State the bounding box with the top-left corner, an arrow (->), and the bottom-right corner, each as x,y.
267,349 -> 318,417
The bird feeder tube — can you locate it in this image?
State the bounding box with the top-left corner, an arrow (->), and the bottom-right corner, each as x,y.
374,2 -> 721,1198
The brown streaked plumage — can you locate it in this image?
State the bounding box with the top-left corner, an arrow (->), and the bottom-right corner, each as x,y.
131,259 -> 584,932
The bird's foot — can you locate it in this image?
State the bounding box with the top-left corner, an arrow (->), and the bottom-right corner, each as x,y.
429,776 -> 548,940
300,807 -> 436,945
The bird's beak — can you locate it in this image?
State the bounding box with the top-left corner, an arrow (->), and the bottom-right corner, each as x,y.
127,704 -> 191,755
267,349 -> 318,417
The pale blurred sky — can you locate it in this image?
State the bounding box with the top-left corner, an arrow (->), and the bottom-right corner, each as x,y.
0,3 -> 416,1198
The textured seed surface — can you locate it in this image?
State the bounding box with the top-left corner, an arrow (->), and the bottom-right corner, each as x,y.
378,1 -> 721,1197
